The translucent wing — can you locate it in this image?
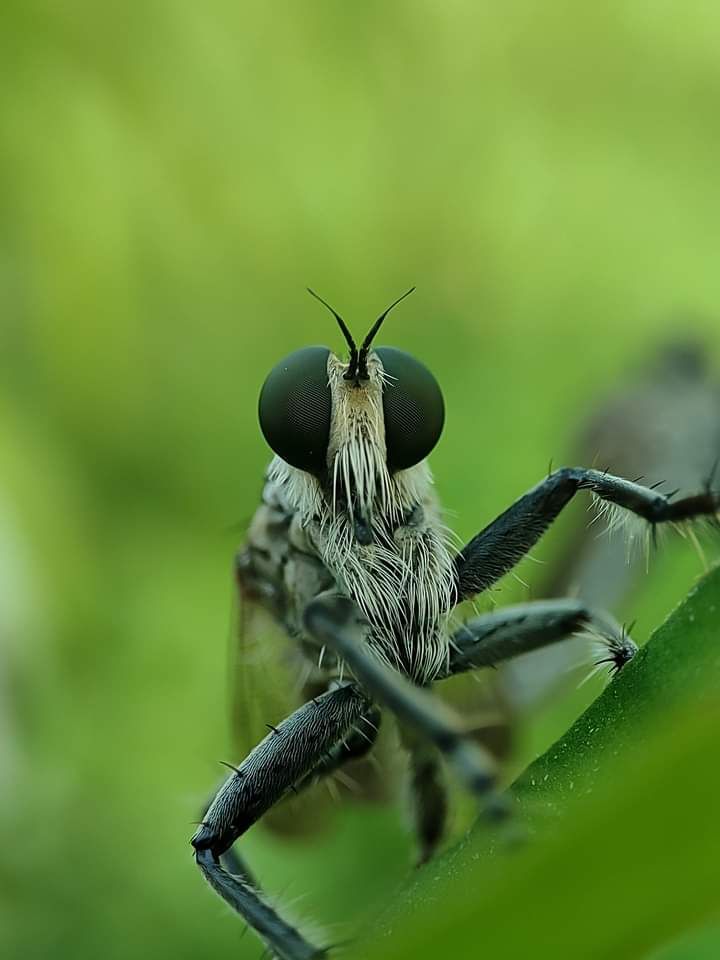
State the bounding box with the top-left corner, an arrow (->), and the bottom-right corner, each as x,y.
231,550 -> 393,834
230,570 -> 299,757
229,561 -> 311,833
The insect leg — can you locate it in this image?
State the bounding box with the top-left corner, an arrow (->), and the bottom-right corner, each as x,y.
303,594 -> 499,802
455,466 -> 720,599
442,599 -> 636,677
192,683 -> 369,960
399,728 -> 448,865
197,794 -> 256,882
294,703 -> 382,793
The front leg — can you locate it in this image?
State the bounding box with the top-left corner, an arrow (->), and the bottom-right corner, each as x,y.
191,684 -> 368,960
303,594 -> 499,801
455,467 -> 720,599
442,599 -> 636,677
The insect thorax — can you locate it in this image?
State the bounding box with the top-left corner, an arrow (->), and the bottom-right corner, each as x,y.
243,453 -> 457,685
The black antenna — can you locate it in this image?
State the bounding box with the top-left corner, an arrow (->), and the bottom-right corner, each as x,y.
306,288 -> 359,379
357,287 -> 416,378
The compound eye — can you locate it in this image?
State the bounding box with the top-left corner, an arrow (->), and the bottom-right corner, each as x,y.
375,346 -> 444,471
258,346 -> 332,475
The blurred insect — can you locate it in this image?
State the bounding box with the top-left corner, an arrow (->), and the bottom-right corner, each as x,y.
191,291 -> 720,960
502,338 -> 720,710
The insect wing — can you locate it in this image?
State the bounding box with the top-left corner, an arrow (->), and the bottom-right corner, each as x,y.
231,576 -> 343,835
231,592 -> 287,748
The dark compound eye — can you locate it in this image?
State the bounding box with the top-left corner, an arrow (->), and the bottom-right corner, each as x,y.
258,346 -> 332,475
375,346 -> 444,471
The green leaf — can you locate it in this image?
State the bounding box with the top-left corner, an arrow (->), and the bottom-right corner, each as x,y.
363,566 -> 720,960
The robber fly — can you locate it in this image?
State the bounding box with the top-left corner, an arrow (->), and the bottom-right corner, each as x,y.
191,291 -> 720,960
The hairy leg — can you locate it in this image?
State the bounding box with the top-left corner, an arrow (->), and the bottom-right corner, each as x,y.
201,700 -> 381,881
197,796 -> 256,883
455,466 -> 720,599
192,683 -> 369,960
294,703 -> 382,792
303,594 -> 499,801
443,599 -> 636,677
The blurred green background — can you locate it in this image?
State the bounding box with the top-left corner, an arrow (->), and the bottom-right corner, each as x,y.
2,2 -> 720,958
